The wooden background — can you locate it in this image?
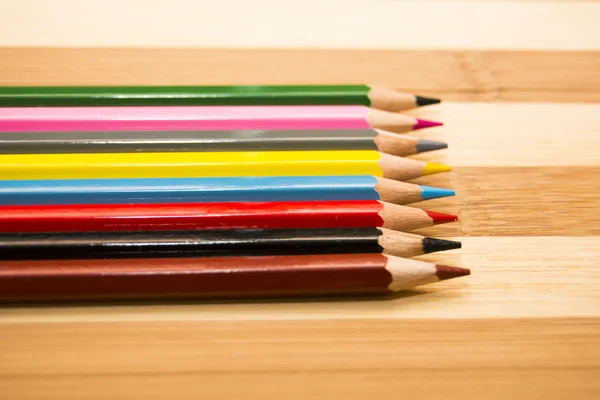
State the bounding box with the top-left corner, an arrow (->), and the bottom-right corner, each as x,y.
0,1 -> 599,399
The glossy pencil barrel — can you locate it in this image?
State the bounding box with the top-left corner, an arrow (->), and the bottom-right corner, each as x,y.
0,106 -> 369,132
0,228 -> 385,260
0,254 -> 393,301
0,85 -> 372,107
0,176 -> 380,205
0,150 -> 382,180
0,129 -> 378,153
0,201 -> 383,232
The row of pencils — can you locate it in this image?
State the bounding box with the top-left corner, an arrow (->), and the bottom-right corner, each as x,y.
0,84 -> 469,302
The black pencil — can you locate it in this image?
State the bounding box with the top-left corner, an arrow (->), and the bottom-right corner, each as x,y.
0,228 -> 461,260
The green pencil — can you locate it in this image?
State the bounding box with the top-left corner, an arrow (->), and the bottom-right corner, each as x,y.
0,85 -> 440,111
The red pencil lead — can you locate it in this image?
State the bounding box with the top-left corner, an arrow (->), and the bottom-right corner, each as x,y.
424,210 -> 458,225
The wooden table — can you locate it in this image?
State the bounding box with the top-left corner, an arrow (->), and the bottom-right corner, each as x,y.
0,1 -> 599,398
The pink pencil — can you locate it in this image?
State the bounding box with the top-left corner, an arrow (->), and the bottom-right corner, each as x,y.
0,106 -> 441,133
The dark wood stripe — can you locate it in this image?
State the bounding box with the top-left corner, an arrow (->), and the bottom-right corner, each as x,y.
0,48 -> 598,103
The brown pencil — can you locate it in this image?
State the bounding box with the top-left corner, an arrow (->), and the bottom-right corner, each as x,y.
0,254 -> 470,302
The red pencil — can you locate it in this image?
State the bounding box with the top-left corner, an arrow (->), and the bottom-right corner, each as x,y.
0,201 -> 457,233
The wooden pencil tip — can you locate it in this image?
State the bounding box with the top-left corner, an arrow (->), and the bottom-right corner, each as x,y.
435,264 -> 471,281
424,210 -> 458,225
415,95 -> 441,107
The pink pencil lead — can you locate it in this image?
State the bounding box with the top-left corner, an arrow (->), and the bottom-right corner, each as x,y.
413,118 -> 443,131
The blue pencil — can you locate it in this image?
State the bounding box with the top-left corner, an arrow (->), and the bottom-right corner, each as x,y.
0,176 -> 453,206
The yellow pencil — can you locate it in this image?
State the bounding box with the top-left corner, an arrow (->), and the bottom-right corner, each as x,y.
0,151 -> 450,181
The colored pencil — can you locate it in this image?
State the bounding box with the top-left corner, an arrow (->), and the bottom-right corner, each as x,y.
0,254 -> 469,302
0,227 -> 460,260
378,229 -> 462,257
0,176 -> 453,206
0,106 -> 442,134
0,85 -> 440,111
0,201 -> 457,233
0,129 -> 447,157
0,150 -> 450,181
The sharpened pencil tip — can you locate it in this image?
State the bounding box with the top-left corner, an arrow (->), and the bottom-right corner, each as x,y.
413,118 -> 443,131
435,264 -> 471,281
415,139 -> 448,153
415,95 -> 442,107
422,237 -> 462,254
424,210 -> 458,225
422,162 -> 451,176
419,185 -> 455,200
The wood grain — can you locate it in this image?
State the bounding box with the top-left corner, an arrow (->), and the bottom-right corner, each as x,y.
407,102 -> 600,166
0,319 -> 598,399
1,44 -> 599,399
409,166 -> 600,237
1,236 -> 598,323
1,48 -> 599,103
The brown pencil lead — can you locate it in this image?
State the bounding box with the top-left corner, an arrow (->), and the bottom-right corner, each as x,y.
435,265 -> 471,281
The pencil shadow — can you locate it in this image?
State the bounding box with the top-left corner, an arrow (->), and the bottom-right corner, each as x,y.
0,290 -> 428,309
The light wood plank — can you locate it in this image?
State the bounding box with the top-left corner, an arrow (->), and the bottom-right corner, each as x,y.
1,48 -> 599,103
411,102 -> 600,167
1,237 -> 598,323
1,0 -> 598,50
3,370 -> 598,400
0,318 -> 598,399
0,41 -> 598,400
